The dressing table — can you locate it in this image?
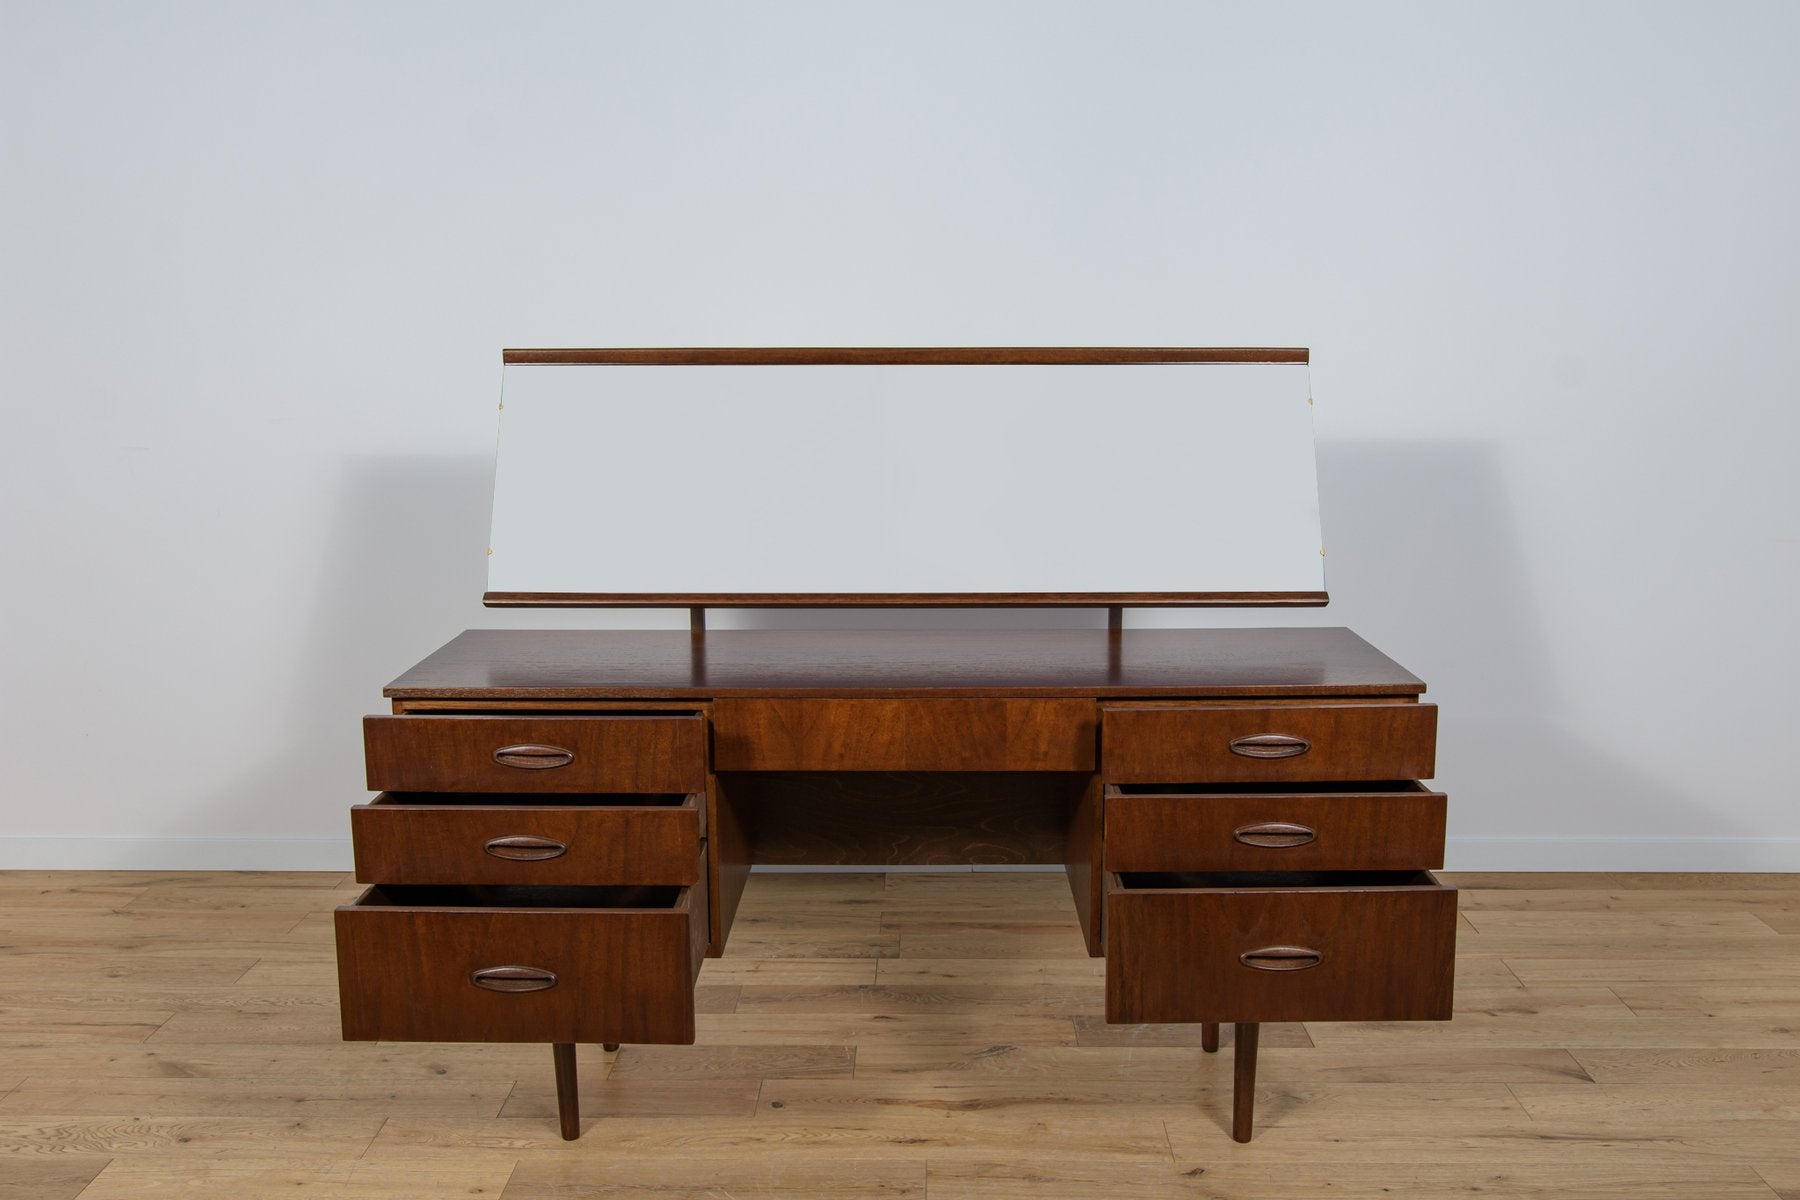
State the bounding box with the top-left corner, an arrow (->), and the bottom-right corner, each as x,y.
333,351 -> 1454,1144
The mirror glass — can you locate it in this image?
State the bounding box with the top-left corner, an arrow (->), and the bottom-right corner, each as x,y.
487,360 -> 1324,602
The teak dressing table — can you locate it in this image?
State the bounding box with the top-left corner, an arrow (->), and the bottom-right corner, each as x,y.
336,626 -> 1453,1142
332,348 -> 1454,1144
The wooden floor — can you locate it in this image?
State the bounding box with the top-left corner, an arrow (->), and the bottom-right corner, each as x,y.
1,870 -> 1798,1199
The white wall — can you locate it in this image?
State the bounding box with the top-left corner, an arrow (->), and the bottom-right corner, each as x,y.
3,1 -> 1795,870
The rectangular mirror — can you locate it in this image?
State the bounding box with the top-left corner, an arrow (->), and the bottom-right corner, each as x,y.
485,349 -> 1325,606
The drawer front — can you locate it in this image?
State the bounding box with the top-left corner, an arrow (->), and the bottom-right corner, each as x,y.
351,793 -> 703,885
1104,783 -> 1446,873
1102,703 -> 1436,783
336,872 -> 707,1044
1105,871 -> 1456,1024
712,699 -> 1096,771
364,714 -> 706,793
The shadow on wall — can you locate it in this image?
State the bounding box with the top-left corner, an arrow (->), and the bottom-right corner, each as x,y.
1319,439 -> 1721,855
185,454 -> 500,845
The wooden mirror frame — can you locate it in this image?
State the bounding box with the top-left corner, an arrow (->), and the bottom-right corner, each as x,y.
484,347 -> 1326,610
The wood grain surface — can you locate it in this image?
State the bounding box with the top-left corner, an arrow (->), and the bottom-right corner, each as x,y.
1105,871 -> 1458,1024
351,792 -> 703,886
1101,701 -> 1438,783
335,880 -> 705,1044
363,713 -> 707,793
1103,782 -> 1447,873
3,868 -> 1797,1199
484,590 -> 1332,608
501,346 -> 1310,365
712,699 -> 1095,771
382,628 -> 1427,700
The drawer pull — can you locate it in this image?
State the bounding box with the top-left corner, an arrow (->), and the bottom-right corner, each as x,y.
484,835 -> 569,862
492,744 -> 576,770
1233,822 -> 1317,849
1228,733 -> 1311,759
471,965 -> 559,993
1239,946 -> 1323,972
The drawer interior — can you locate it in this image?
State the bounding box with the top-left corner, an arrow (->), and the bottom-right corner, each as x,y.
1110,781 -> 1428,796
368,792 -> 696,808
1115,869 -> 1440,891
355,884 -> 685,910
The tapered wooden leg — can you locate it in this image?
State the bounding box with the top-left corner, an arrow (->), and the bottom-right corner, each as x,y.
1232,1022 -> 1259,1143
552,1043 -> 580,1141
1200,1022 -> 1219,1053
602,1043 -> 620,1052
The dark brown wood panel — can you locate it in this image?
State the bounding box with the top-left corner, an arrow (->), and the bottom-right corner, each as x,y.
350,793 -> 703,886
382,629 -> 1426,700
503,347 -> 1309,365
707,772 -> 752,958
712,699 -> 1096,772
1103,782 -> 1446,873
713,700 -> 907,770
1105,871 -> 1457,1024
1102,702 -> 1437,783
1065,774 -> 1105,956
486,591 -> 1328,608
392,699 -> 709,713
363,714 -> 706,793
335,876 -> 706,1044
732,772 -> 1074,866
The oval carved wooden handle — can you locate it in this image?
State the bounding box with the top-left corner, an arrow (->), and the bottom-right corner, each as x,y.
1239,946 -> 1323,972
492,744 -> 575,770
1233,821 -> 1317,848
470,965 -> 559,993
1228,733 -> 1311,759
484,835 -> 568,861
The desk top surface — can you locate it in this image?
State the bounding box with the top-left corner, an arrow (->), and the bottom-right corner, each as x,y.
384,628 -> 1425,700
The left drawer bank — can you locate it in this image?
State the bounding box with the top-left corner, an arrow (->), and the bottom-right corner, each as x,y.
335,707 -> 714,1139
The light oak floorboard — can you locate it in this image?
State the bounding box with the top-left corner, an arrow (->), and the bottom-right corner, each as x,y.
604,1045 -> 855,1081
1149,1163 -> 1784,1199
0,1077 -> 515,1119
922,1161 -> 1214,1200
730,983 -> 1100,1015
367,1113 -> 1174,1160
1572,1047 -> 1800,1086
2,868 -> 1797,1200
0,953 -> 263,988
700,958 -> 879,985
72,1154 -> 519,1199
500,1078 -> 762,1120
500,1158 -> 924,1198
0,1042 -> 549,1083
694,1013 -> 1079,1046
0,1156 -> 112,1200
0,1115 -> 383,1157
1070,1016 -> 1313,1048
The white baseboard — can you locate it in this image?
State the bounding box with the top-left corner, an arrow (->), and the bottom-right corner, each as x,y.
0,837 -> 356,872
1443,836 -> 1800,872
2,836 -> 1796,873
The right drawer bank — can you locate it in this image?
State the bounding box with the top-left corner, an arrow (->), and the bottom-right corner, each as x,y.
1099,701 -> 1455,1026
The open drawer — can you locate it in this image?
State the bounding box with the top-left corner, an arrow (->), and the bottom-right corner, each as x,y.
336,869 -> 707,1045
1104,781 -> 1445,873
351,792 -> 704,885
1105,869 -> 1455,1025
